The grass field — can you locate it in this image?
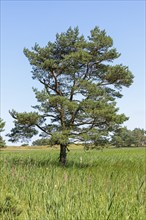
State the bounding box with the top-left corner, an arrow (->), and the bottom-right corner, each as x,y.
0,147 -> 145,220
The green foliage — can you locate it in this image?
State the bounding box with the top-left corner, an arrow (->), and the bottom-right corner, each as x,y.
8,26 -> 134,153
0,148 -> 145,219
0,118 -> 5,132
111,127 -> 146,147
49,131 -> 69,146
8,110 -> 40,142
132,128 -> 146,147
0,118 -> 6,148
0,136 -> 6,148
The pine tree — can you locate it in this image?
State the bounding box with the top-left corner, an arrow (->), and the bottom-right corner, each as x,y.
8,27 -> 134,165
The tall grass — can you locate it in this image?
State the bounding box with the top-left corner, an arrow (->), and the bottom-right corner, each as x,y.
0,148 -> 145,219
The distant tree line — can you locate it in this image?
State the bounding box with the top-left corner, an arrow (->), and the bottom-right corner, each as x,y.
111,127 -> 146,148
32,138 -> 50,146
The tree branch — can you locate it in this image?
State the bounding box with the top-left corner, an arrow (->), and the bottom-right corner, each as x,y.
70,79 -> 76,101
36,124 -> 51,135
52,71 -> 63,96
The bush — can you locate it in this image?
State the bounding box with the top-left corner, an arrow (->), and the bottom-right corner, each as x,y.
21,143 -> 29,147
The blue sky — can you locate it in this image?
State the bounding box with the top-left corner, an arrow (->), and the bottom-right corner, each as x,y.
1,0 -> 145,145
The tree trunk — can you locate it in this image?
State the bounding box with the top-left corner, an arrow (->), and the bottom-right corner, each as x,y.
59,144 -> 67,166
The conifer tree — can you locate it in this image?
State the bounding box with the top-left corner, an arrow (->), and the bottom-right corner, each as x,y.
8,27 -> 134,165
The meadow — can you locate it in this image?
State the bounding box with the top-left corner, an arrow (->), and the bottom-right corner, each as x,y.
0,147 -> 145,220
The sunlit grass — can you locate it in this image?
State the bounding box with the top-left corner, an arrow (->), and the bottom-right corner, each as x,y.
0,147 -> 145,219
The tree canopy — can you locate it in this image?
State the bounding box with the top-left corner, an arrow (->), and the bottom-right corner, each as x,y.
8,26 -> 134,164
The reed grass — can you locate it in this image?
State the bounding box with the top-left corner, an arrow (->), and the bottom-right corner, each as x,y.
0,147 -> 145,219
